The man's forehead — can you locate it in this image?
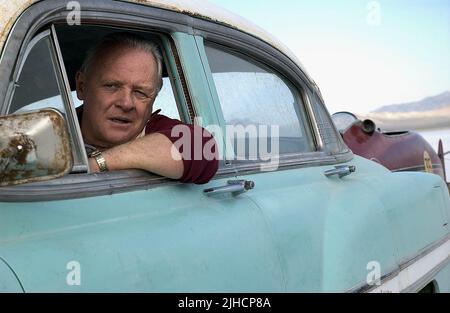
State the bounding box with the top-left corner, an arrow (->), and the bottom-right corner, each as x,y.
103,50 -> 154,68
92,45 -> 156,68
92,48 -> 158,86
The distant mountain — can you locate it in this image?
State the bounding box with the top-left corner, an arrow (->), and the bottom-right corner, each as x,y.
373,91 -> 450,113
359,91 -> 450,131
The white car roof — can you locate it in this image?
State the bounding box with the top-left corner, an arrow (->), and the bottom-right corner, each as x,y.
0,0 -> 314,83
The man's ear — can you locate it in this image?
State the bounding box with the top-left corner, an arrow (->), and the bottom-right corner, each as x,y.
75,71 -> 85,100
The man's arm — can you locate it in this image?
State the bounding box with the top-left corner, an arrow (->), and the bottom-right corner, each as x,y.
89,132 -> 184,179
88,114 -> 219,184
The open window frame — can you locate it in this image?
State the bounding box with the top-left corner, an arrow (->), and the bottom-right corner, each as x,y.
3,23 -> 189,170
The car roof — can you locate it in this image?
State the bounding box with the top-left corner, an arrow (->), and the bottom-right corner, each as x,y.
0,0 -> 315,84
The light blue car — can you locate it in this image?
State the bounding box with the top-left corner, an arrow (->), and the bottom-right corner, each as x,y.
0,0 -> 449,292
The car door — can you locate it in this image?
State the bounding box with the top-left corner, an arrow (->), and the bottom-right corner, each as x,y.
0,2 -> 284,292
198,35 -> 408,292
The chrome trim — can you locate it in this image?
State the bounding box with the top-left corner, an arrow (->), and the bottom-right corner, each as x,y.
204,179 -> 255,196
348,234 -> 450,293
394,164 -> 443,172
324,165 -> 356,178
50,25 -> 89,173
71,164 -> 89,173
304,91 -> 324,150
402,254 -> 449,293
0,170 -> 177,202
220,152 -> 353,177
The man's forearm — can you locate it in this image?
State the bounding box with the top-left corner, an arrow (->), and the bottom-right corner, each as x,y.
89,133 -> 184,179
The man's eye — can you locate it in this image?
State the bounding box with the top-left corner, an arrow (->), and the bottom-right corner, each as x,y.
135,90 -> 149,98
104,84 -> 118,90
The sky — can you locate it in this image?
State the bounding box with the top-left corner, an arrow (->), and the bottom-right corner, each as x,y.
208,0 -> 450,114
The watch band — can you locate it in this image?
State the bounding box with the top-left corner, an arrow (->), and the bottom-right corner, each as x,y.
90,150 -> 108,172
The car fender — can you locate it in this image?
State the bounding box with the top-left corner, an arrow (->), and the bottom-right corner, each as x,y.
0,257 -> 23,292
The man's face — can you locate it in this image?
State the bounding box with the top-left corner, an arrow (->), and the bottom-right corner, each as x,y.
76,45 -> 159,148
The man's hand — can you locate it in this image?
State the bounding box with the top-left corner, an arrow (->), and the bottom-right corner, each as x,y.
89,133 -> 184,179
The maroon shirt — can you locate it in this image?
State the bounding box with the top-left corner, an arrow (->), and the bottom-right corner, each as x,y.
77,107 -> 219,184
145,112 -> 219,184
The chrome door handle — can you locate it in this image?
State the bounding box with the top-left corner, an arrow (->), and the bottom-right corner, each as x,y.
324,165 -> 356,178
204,180 -> 255,196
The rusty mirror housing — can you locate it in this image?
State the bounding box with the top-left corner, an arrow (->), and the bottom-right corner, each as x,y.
0,108 -> 73,186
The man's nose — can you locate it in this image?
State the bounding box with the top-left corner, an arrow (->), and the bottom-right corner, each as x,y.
115,89 -> 135,111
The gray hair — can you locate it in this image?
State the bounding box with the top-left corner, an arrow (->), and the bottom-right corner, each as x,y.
80,32 -> 163,93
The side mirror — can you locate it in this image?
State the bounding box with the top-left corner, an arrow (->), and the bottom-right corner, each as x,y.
0,108 -> 73,186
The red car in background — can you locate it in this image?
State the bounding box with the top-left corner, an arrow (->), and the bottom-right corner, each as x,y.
332,112 -> 447,182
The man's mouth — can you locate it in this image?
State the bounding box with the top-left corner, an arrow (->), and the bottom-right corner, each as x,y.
109,117 -> 132,125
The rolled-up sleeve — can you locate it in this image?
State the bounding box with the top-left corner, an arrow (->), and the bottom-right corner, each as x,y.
145,114 -> 219,184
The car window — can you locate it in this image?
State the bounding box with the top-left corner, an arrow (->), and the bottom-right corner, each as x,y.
7,31 -> 86,170
204,44 -> 314,161
9,35 -> 65,114
54,25 -> 182,122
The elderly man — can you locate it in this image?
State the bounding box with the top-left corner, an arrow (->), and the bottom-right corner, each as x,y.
75,32 -> 218,184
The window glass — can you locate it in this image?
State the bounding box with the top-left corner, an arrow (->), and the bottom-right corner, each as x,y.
309,91 -> 345,154
153,77 -> 181,120
205,44 -> 314,161
9,36 -> 65,114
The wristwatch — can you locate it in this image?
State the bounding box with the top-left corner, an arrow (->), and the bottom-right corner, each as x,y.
90,150 -> 108,172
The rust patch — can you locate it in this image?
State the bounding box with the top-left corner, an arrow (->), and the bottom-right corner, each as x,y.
169,38 -> 196,122
3,133 -> 36,165
182,10 -> 238,30
124,0 -> 237,29
0,0 -> 37,54
0,133 -> 36,182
